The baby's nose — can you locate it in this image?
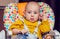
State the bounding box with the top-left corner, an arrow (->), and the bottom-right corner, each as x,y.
31,14 -> 34,17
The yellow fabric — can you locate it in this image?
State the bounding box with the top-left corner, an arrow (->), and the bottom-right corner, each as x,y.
24,19 -> 38,33
9,19 -> 50,39
39,20 -> 50,33
17,3 -> 27,16
9,19 -> 24,30
37,20 -> 50,39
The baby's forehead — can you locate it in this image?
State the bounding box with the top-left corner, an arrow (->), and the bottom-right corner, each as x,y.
26,2 -> 39,8
25,2 -> 40,12
28,2 -> 38,5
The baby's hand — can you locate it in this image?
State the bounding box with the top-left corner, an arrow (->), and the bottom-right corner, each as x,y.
39,13 -> 43,21
12,29 -> 20,34
39,13 -> 47,21
21,29 -> 28,34
42,13 -> 47,21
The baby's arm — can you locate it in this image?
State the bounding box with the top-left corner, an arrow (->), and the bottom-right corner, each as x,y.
37,20 -> 50,39
12,29 -> 28,34
39,20 -> 50,33
9,19 -> 28,35
9,19 -> 24,35
10,28 -> 28,35
12,29 -> 21,35
39,12 -> 50,33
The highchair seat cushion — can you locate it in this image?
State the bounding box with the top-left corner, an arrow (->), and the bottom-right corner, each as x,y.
3,2 -> 55,31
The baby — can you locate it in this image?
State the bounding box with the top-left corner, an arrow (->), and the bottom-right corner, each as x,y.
9,1 -> 50,39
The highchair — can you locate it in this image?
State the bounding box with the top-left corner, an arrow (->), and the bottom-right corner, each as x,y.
3,2 -> 56,39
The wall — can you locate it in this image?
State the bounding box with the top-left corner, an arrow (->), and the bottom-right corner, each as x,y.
0,0 -> 18,6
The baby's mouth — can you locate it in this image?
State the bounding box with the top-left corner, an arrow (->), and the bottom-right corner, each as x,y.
30,18 -> 34,21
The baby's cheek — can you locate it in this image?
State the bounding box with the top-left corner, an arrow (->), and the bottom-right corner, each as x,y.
26,17 -> 30,20
36,17 -> 39,20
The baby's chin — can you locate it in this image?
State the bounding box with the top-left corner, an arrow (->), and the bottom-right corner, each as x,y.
26,19 -> 37,22
30,21 -> 35,22
29,20 -> 37,23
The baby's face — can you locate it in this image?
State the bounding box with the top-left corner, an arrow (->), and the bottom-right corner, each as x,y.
25,2 -> 40,22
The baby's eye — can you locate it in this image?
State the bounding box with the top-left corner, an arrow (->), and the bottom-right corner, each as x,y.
28,11 -> 31,14
34,12 -> 37,14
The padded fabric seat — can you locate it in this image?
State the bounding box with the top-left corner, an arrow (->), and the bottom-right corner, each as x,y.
3,2 -> 55,31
